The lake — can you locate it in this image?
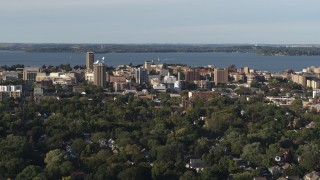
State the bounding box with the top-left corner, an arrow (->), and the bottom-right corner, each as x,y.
0,50 -> 320,72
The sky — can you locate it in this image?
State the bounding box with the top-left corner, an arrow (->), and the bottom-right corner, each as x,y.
1,0 -> 320,44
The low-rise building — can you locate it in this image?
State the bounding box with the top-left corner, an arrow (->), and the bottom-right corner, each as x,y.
114,82 -> 131,92
194,80 -> 213,89
304,171 -> 320,180
153,84 -> 166,92
188,91 -> 217,100
0,71 -> 19,81
109,75 -> 127,83
230,72 -> 244,82
85,72 -> 94,83
0,85 -> 22,102
36,72 -> 77,85
186,159 -> 210,172
23,67 -> 40,81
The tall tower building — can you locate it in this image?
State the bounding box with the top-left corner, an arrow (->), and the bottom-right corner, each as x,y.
86,52 -> 94,72
93,59 -> 106,88
214,68 -> 228,85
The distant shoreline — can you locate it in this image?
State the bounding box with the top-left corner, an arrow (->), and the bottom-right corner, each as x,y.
2,43 -> 320,56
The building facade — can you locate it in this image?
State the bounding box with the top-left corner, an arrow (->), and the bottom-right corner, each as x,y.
36,72 -> 76,85
214,68 -> 228,85
135,68 -> 149,84
93,60 -> 106,88
185,68 -> 200,82
144,61 -> 152,72
0,85 -> 22,102
86,52 -> 94,72
291,73 -> 307,87
23,67 -> 40,81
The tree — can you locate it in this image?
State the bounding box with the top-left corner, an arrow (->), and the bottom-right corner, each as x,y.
179,171 -> 199,180
283,164 -> 304,178
262,143 -> 280,167
241,142 -> 264,166
232,172 -> 253,180
16,165 -> 46,180
151,160 -> 180,180
60,64 -> 72,71
297,143 -> 320,171
45,149 -> 73,178
200,164 -> 228,180
71,139 -> 87,156
117,166 -> 151,180
234,87 -> 252,95
290,99 -> 303,114
94,163 -> 122,180
0,135 -> 31,178
223,131 -> 247,155
250,80 -> 260,88
194,137 -> 210,157
206,112 -> 234,134
125,144 -> 143,162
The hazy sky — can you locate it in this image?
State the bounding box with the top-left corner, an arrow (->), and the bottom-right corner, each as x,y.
1,0 -> 320,44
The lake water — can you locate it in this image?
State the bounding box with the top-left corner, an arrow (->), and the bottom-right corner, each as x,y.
0,50 -> 320,72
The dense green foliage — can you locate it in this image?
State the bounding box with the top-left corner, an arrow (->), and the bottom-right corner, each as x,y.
0,83 -> 319,179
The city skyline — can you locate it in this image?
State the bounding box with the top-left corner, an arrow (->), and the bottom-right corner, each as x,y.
1,0 -> 320,44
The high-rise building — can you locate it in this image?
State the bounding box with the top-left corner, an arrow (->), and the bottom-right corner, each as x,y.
86,52 -> 94,72
23,67 -> 40,81
135,68 -> 149,84
214,68 -> 228,85
185,68 -> 200,81
93,60 -> 106,88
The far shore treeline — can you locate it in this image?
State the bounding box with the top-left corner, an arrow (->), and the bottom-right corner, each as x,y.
1,43 -> 320,56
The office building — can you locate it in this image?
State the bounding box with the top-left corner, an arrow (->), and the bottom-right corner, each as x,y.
93,59 -> 106,88
23,67 -> 40,81
86,52 -> 94,72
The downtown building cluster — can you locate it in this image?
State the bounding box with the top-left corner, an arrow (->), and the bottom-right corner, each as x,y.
2,51 -> 320,111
